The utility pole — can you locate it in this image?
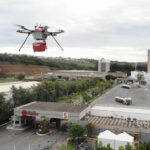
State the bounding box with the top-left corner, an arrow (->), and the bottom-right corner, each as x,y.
135,63 -> 137,71
14,144 -> 16,150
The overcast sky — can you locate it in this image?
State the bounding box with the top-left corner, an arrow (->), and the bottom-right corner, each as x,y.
0,0 -> 150,62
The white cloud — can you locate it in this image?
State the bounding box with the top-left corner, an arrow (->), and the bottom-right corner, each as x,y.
0,0 -> 150,62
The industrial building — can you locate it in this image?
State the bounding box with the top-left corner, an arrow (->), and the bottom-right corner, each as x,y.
98,58 -> 110,73
91,106 -> 150,121
36,70 -> 106,80
89,84 -> 150,141
8,101 -> 89,130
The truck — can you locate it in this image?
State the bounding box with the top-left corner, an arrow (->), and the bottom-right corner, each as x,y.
115,96 -> 132,105
121,84 -> 131,89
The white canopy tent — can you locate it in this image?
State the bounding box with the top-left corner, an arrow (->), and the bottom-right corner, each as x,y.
97,130 -> 116,149
98,130 -> 134,150
115,132 -> 134,149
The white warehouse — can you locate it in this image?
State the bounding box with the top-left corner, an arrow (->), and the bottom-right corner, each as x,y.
91,106 -> 150,121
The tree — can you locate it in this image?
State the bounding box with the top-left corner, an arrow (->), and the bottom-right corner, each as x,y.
119,143 -> 133,150
33,81 -> 56,102
0,69 -> 6,78
86,123 -> 96,137
0,93 -> 12,125
95,142 -> 113,150
124,143 -> 133,150
17,73 -> 25,80
82,92 -> 91,102
67,123 -> 86,140
38,116 -> 49,134
105,74 -> 116,80
11,86 -> 33,107
134,142 -> 150,150
0,53 -> 97,70
119,147 -> 125,150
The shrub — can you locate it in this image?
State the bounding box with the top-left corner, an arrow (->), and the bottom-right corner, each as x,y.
17,73 -> 25,80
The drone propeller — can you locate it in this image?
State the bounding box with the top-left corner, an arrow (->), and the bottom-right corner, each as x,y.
18,33 -> 30,51
51,36 -> 64,51
15,24 -> 24,28
15,24 -> 32,32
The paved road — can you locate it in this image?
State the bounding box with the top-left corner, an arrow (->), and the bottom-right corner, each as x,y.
0,128 -> 66,150
93,84 -> 150,109
0,81 -> 39,93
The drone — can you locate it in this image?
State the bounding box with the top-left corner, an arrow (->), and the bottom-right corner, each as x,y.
16,24 -> 64,52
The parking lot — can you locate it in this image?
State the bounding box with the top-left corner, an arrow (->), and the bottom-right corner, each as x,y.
94,84 -> 150,109
0,128 -> 66,150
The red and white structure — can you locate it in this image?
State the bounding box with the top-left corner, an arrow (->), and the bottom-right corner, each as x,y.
8,101 -> 89,130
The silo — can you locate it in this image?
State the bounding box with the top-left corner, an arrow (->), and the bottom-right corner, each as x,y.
98,58 -> 110,73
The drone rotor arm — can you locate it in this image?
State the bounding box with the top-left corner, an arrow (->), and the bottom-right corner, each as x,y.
17,30 -> 31,34
47,30 -> 64,36
18,33 -> 30,51
22,27 -> 32,32
15,24 -> 32,32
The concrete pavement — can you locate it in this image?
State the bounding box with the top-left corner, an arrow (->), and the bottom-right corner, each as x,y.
0,128 -> 66,150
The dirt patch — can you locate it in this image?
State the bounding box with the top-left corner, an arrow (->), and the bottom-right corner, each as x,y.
0,64 -> 50,75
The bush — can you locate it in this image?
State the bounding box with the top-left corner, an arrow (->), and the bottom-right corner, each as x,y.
82,92 -> 91,102
17,73 -> 25,80
105,74 -> 116,80
0,69 -> 7,78
86,123 -> 96,136
38,116 -> 49,134
67,123 -> 86,140
60,144 -> 75,150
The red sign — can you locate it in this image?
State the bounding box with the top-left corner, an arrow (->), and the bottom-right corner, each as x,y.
22,110 -> 39,116
63,112 -> 68,119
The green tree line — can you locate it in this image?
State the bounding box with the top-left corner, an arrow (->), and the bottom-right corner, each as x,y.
0,53 -> 147,72
0,93 -> 12,125
0,53 -> 96,70
110,62 -> 147,73
11,77 -> 113,107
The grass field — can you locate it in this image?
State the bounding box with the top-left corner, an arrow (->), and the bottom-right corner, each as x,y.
0,78 -> 17,83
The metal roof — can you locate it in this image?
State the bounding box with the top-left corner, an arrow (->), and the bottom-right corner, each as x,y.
88,116 -> 150,133
91,106 -> 150,114
17,101 -> 88,113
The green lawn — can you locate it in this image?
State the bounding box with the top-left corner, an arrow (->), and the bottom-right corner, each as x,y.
0,78 -> 17,83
